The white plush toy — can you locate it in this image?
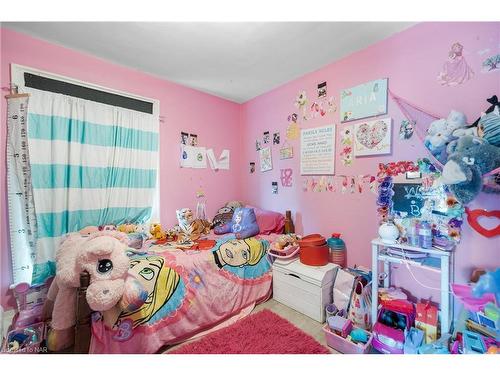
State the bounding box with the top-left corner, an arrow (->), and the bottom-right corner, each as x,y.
425,110 -> 468,163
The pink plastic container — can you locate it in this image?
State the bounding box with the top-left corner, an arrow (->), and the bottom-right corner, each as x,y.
323,325 -> 373,354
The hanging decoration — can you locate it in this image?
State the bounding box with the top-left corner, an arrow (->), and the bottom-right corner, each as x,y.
465,207 -> 500,238
399,119 -> 415,140
279,142 -> 294,159
294,91 -> 308,121
339,125 -> 354,166
437,42 -> 474,86
259,147 -> 273,172
389,90 -> 443,169
286,113 -> 301,140
482,54 -> 500,73
300,175 -> 377,194
280,169 -> 293,187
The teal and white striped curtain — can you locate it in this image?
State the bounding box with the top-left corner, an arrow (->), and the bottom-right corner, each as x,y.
24,87 -> 159,284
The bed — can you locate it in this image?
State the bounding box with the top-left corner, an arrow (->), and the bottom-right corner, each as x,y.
66,210 -> 291,354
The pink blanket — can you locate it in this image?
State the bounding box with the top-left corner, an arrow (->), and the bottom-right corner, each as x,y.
90,235 -> 273,353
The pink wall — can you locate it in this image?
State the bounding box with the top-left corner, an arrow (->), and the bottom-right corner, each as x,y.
0,28 -> 243,308
240,22 -> 500,300
1,23 -> 499,311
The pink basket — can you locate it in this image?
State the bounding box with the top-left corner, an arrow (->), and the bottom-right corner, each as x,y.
323,325 -> 372,354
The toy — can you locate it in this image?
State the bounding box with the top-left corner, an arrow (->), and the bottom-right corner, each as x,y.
213,207 -> 260,239
424,110 -> 468,163
150,223 -> 167,242
79,225 -> 100,235
327,315 -> 352,338
471,95 -> 499,128
372,299 -> 415,354
441,136 -> 500,204
415,301 -> 439,343
3,322 -> 45,353
350,328 -> 369,344
478,106 -> 500,147
404,327 -> 425,354
117,223 -> 137,234
417,333 -> 451,354
174,208 -> 211,242
462,330 -> 487,354
473,268 -> 500,304
43,231 -> 147,351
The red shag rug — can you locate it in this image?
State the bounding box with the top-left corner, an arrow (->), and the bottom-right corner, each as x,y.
169,309 -> 330,354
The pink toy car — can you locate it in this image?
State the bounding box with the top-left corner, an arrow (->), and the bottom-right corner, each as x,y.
372,299 -> 415,354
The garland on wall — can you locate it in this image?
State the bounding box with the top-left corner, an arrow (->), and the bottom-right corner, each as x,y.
302,174 -> 376,194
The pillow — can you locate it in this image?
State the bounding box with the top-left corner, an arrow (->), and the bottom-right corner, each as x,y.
213,207 -> 260,239
212,206 -> 236,229
245,205 -> 285,235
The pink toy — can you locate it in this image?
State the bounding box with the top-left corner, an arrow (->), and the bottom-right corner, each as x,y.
372,299 -> 415,354
10,278 -> 53,330
452,283 -> 496,311
327,315 -> 353,338
43,231 -> 146,351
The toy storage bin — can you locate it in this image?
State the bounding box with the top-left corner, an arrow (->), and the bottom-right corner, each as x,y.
272,259 -> 338,322
323,325 -> 373,354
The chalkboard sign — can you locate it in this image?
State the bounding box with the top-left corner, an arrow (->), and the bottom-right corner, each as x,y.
391,183 -> 424,218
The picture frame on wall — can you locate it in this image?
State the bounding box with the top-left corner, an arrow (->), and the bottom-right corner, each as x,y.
340,78 -> 388,123
300,124 -> 336,175
259,147 -> 273,172
353,117 -> 392,157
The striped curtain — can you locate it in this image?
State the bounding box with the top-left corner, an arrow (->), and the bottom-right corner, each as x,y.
24,87 -> 159,284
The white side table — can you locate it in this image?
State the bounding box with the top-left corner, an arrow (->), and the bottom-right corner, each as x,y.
371,238 -> 455,335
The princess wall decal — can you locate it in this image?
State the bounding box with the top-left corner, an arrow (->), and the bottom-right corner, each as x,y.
437,42 -> 474,86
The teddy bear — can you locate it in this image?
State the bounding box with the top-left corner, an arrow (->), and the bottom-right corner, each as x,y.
441,136 -> 500,204
425,110 -> 467,163
43,231 -> 146,351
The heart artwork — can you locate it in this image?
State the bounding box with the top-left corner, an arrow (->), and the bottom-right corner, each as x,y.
465,207 -> 500,238
356,120 -> 388,149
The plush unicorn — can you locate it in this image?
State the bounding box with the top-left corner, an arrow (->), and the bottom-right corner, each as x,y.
43,231 -> 146,351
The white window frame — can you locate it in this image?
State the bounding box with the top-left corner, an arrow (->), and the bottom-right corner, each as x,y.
10,63 -> 161,221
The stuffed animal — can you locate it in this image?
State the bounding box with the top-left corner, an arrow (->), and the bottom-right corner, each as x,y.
117,223 -> 137,234
441,136 -> 500,203
274,233 -> 301,250
213,207 -> 260,239
425,119 -> 453,162
150,223 -> 167,241
43,231 -> 147,351
78,225 -> 100,236
471,95 -> 499,128
174,208 -> 211,242
478,106 -> 500,147
425,110 -> 467,163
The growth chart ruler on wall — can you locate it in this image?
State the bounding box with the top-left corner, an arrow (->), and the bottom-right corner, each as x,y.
6,93 -> 38,286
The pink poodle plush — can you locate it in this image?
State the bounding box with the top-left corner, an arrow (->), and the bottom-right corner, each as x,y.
44,231 -> 146,351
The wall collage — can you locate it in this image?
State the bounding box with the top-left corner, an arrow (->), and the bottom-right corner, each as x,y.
251,77 -> 390,197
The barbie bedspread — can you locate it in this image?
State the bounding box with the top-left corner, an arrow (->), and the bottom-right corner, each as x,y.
89,235 -> 273,353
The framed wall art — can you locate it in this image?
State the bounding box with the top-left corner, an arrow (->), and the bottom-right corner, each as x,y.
353,117 -> 392,157
340,78 -> 388,122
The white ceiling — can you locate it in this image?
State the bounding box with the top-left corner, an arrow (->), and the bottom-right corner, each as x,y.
3,22 -> 414,103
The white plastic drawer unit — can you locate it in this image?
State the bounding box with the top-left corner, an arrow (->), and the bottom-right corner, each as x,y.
272,259 -> 339,323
